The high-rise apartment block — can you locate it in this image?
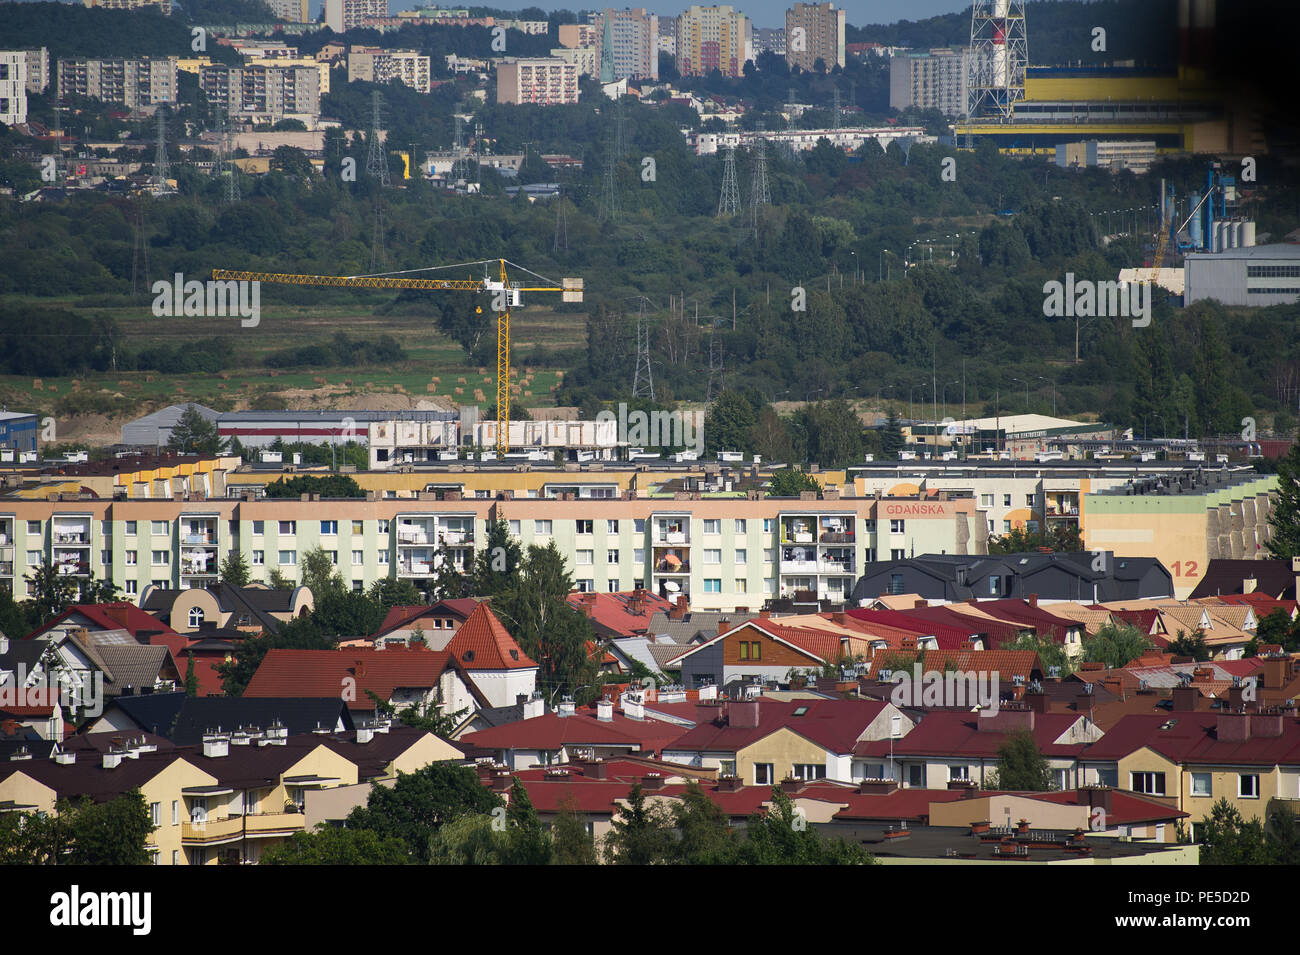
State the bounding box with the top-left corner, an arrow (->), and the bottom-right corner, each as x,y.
0,53 -> 27,126
784,2 -> 845,71
496,58 -> 580,106
595,8 -> 659,81
22,49 -> 50,95
347,48 -> 431,93
57,57 -> 178,109
675,5 -> 750,79
889,47 -> 975,117
200,63 -> 321,125
324,0 -> 389,33
266,0 -> 311,22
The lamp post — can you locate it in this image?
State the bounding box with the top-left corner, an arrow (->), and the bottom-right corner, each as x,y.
1011,377 -> 1030,412
941,380 -> 959,420
1037,375 -> 1055,417
850,249 -> 858,284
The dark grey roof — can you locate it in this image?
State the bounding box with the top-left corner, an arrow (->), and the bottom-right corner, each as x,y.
97,691 -> 188,737
169,697 -> 354,745
1188,559 -> 1298,600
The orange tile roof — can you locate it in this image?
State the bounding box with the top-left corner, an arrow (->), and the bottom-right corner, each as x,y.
445,602 -> 536,670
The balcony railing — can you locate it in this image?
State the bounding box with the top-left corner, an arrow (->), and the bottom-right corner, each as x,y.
182,811 -> 305,844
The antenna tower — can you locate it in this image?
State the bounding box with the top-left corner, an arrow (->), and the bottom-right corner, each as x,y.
366,90 -> 391,187
718,145 -> 740,216
632,298 -> 655,401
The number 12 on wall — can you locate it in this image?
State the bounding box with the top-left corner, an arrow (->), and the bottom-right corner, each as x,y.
1170,561 -> 1199,577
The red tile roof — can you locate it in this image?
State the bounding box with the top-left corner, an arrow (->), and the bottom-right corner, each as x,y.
372,599 -> 479,638
460,710 -> 687,755
667,699 -> 888,755
566,590 -> 674,637
243,647 -> 457,712
865,649 -> 1042,682
445,602 -> 536,670
1083,712 -> 1300,765
844,608 -> 975,650
854,710 -> 1091,760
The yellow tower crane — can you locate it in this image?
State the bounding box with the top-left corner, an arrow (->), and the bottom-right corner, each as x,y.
212,259 -> 583,455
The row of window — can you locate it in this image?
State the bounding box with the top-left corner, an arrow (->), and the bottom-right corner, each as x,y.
1132,771 -> 1260,799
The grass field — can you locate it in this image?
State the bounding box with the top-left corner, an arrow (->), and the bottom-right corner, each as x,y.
2,297 -> 587,446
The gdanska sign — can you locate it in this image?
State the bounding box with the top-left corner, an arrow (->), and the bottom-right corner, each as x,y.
880,502 -> 954,517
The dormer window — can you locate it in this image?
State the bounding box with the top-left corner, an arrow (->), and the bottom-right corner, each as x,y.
188,607 -> 204,628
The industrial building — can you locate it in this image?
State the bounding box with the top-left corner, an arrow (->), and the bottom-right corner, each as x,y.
0,412 -> 39,453
1184,243 -> 1300,307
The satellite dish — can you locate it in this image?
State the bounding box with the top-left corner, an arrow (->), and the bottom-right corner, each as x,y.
664,581 -> 680,593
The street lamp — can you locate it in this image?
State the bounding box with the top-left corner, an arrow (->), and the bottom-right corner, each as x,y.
1011,377 -> 1030,412
1037,375 -> 1055,417
941,379 -> 959,420
805,387 -> 825,403
849,250 -> 858,284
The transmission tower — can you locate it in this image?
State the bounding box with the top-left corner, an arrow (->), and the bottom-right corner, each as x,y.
746,124 -> 771,238
130,203 -> 150,301
553,193 -> 569,252
214,107 -> 240,202
50,100 -> 64,184
366,90 -> 391,187
718,145 -> 740,216
598,125 -> 620,223
370,199 -> 387,271
631,298 -> 654,401
968,0 -> 1028,120
706,330 -> 724,401
831,87 -> 841,129
153,106 -> 172,194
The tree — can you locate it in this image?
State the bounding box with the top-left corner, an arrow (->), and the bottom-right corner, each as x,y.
736,788 -> 873,865
1080,622 -> 1152,669
1200,798 -> 1271,865
346,763 -> 503,864
24,559 -> 78,625
368,578 -> 423,611
767,467 -> 821,497
219,550 -> 251,587
881,409 -> 906,458
500,779 -> 552,865
261,825 -> 411,865
428,540 -> 469,602
1267,442 -> 1300,558
183,652 -> 199,697
1167,628 -> 1211,662
470,517 -> 522,597
263,474 -> 365,499
602,783 -> 676,864
314,590 -> 386,639
1000,631 -> 1071,675
300,546 -> 345,602
167,404 -> 228,455
704,390 -> 758,455
670,781 -> 738,864
986,730 -> 1054,791
64,791 -> 154,865
1256,609 -> 1299,653
268,568 -> 294,589
551,798 -> 597,865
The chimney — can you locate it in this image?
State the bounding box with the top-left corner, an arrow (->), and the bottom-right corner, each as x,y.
490,770 -> 512,793
596,699 -> 613,721
1026,593 -> 1038,608
697,683 -> 718,702
622,693 -> 644,721
1217,711 -> 1251,742
1251,710 -> 1284,738
1171,684 -> 1199,712
717,774 -> 743,792
0,635 -> 7,654
717,617 -> 731,636
641,772 -> 664,791
356,725 -> 374,744
557,698 -> 577,718
947,779 -> 978,794
669,599 -> 688,621
857,778 -> 898,795
832,612 -> 847,626
1024,685 -> 1048,714
522,693 -> 545,720
202,731 -> 230,758
583,758 -> 608,779
914,598 -> 927,609
354,659 -> 367,678
54,750 -> 76,765
102,751 -> 123,769
728,700 -> 761,728
780,777 -> 802,795
1260,655 -> 1288,690
978,704 -> 1035,733
1077,786 -> 1113,812
900,635 -> 918,651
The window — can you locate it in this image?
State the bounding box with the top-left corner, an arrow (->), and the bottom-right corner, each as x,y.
152,551 -> 170,566
607,550 -> 619,564
352,550 -> 363,566
352,580 -> 363,593
703,519 -> 721,535
633,548 -> 645,564
719,760 -> 736,777
1190,772 -> 1212,797
100,550 -> 110,566
1026,494 -> 1036,506
634,519 -> 646,533
377,551 -> 389,565
125,580 -> 137,595
188,607 -> 204,628
576,550 -> 593,565
152,521 -> 168,536
890,519 -> 905,533
792,763 -> 826,781
125,521 -> 138,536
1131,772 -> 1166,796
1003,494 -> 1012,507
1239,774 -> 1260,799
891,548 -> 906,560
606,520 -> 619,534
152,580 -> 167,589
980,494 -> 993,507
1003,520 -> 1012,534
763,578 -> 775,595
607,579 -> 621,592
988,519 -> 996,533
735,548 -> 747,565
27,520 -> 40,535
735,579 -> 747,593
320,521 -> 337,535
252,550 -> 264,566
278,521 -> 296,535
763,519 -> 774,533
890,574 -> 905,595
734,519 -> 747,534
279,550 -> 296,566
125,550 -> 138,566
989,575 -> 1001,595
25,551 -> 39,567
377,520 -> 390,534
576,520 -> 593,535
907,764 -> 925,788
576,579 -> 594,592
704,549 -> 721,564
739,641 -> 748,660
508,520 -> 520,536
352,520 -> 363,535
150,802 -> 161,826
534,520 -> 552,535
949,765 -> 969,781
763,548 -> 774,563
754,763 -> 774,785
326,551 -> 338,565
252,521 -> 264,535
704,579 -> 722,593
172,801 -> 179,826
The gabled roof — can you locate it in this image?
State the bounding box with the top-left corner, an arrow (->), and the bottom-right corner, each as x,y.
92,644 -> 179,695
662,618 -> 839,668
665,698 -> 888,755
865,649 -> 1042,683
142,584 -> 305,634
567,590 -> 674,638
854,711 -> 1092,760
372,598 -> 479,639
445,602 -> 536,670
963,599 -> 1083,639
459,709 -> 686,755
844,607 -> 977,650
1188,559 -> 1298,600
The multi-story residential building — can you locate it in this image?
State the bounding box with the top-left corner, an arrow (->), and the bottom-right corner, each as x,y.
888,47 -> 974,117
21,48 -> 49,95
81,0 -> 171,11
496,58 -> 580,106
56,57 -> 178,110
596,8 -> 659,80
753,27 -> 785,56
784,2 -> 845,72
200,63 -> 321,126
557,23 -> 600,50
552,46 -> 600,79
0,52 -> 26,126
324,0 -> 389,33
675,5 -> 750,78
346,47 -> 432,93
266,0 -> 311,22
0,491 -> 973,612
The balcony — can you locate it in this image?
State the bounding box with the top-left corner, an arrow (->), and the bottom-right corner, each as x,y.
181,811 -> 305,845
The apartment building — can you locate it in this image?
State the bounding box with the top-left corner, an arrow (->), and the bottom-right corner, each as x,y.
785,2 -> 845,72
888,47 -> 974,117
496,58 -> 580,106
200,62 -> 321,126
557,23 -> 600,50
347,47 -> 432,93
266,0 -> 311,22
324,0 -> 389,33
21,48 -> 49,95
57,56 -> 178,110
552,46 -> 600,79
676,5 -> 751,78
81,0 -> 171,11
596,8 -> 659,81
0,492 -> 973,612
0,52 -> 26,127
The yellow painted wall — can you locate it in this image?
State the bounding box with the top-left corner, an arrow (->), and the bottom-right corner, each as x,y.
736,726 -> 832,784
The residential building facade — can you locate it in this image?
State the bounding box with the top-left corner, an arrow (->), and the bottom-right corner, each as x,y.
0,52 -> 26,127
784,2 -> 845,72
324,0 -> 389,33
889,47 -> 974,117
676,5 -> 750,78
347,47 -> 432,93
200,63 -> 321,126
496,58 -> 580,106
57,56 -> 178,110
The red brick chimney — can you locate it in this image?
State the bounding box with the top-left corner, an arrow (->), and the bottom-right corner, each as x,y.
717,618 -> 731,636
1217,711 -> 1251,742
1171,684 -> 1199,712
668,599 -> 689,621
728,700 -> 761,728
1026,594 -> 1038,608
914,598 -> 927,609
354,659 -> 367,678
